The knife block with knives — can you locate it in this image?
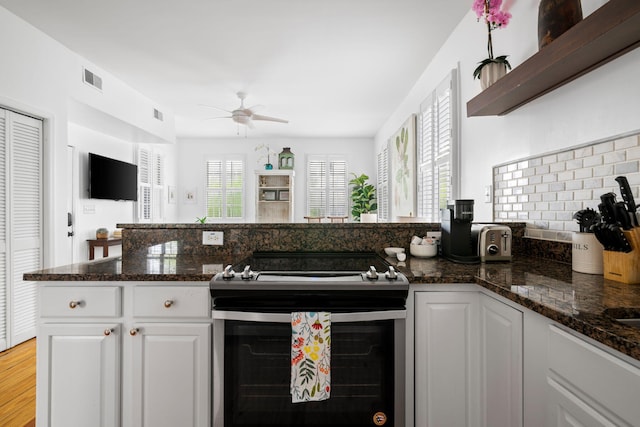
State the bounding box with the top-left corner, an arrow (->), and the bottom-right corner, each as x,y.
601,176 -> 640,284
603,228 -> 640,284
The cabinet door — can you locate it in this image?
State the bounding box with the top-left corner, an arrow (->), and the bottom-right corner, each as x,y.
415,292 -> 479,427
479,293 -> 523,427
547,378 -> 618,427
36,323 -> 120,427
126,323 -> 211,427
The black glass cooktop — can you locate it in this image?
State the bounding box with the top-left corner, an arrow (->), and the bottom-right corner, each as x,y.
232,252 -> 390,273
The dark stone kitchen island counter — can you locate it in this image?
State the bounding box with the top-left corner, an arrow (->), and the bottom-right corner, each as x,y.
25,245 -> 640,360
390,255 -> 640,361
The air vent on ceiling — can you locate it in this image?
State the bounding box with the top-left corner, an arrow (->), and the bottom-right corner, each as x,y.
82,67 -> 103,91
153,108 -> 164,122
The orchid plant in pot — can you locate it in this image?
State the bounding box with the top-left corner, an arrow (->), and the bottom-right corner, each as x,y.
472,0 -> 512,90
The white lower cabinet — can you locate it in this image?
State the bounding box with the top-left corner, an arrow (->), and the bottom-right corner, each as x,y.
414,290 -> 524,427
415,291 -> 480,427
479,293 -> 523,427
546,325 -> 640,427
124,323 -> 211,427
36,323 -> 121,427
37,282 -> 212,427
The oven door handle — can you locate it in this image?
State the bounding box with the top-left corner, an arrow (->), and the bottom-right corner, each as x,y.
212,309 -> 406,323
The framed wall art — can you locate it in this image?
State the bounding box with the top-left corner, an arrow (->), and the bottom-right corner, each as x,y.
389,114 -> 416,218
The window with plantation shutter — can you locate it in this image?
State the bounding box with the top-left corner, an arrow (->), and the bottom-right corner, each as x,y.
206,157 -> 245,220
417,69 -> 459,222
377,147 -> 389,221
137,148 -> 166,222
306,157 -> 348,218
152,153 -> 164,221
137,147 -> 152,221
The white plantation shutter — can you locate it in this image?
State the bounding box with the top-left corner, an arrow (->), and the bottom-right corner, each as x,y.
0,111 -> 5,350
138,147 -> 152,221
377,147 -> 389,221
0,109 -> 43,348
417,69 -> 459,221
152,153 -> 165,221
306,157 -> 347,217
206,157 -> 244,220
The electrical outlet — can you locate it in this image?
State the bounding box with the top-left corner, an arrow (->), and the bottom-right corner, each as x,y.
202,264 -> 223,274
202,231 -> 224,245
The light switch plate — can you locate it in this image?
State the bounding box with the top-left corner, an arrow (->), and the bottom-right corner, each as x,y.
484,185 -> 492,203
203,231 -> 224,245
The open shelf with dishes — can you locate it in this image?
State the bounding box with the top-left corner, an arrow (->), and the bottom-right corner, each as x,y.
256,170 -> 294,223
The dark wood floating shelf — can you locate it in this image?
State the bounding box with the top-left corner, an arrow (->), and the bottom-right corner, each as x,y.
467,0 -> 640,117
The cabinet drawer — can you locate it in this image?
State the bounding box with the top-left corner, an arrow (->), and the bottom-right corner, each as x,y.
133,286 -> 210,318
548,325 -> 640,425
40,286 -> 121,318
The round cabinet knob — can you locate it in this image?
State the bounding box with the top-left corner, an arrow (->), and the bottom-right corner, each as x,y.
69,300 -> 83,309
164,300 -> 174,308
104,328 -> 114,336
129,328 -> 139,336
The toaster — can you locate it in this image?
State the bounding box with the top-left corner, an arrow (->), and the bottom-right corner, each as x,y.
478,225 -> 512,262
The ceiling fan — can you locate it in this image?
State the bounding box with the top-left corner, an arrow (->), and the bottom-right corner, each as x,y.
202,92 -> 289,129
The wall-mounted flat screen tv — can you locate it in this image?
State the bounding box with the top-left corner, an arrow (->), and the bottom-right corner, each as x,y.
89,153 -> 138,201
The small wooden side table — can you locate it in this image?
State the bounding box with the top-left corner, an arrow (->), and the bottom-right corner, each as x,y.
87,238 -> 122,260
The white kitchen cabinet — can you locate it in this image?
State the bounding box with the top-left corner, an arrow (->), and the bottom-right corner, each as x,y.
37,282 -> 212,427
255,170 -> 294,223
479,293 -> 523,427
414,291 -> 480,427
124,323 -> 210,427
36,323 -> 121,427
546,325 -> 640,427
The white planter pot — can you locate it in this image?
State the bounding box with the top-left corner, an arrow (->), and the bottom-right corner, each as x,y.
360,213 -> 378,223
480,62 -> 507,90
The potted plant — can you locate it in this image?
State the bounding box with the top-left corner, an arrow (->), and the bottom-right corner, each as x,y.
472,0 -> 512,89
349,173 -> 378,223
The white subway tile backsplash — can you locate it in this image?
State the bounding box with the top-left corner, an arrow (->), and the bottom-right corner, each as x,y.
615,161 -> 639,174
614,135 -> 639,149
493,133 -> 640,239
594,141 -> 614,154
583,156 -> 602,167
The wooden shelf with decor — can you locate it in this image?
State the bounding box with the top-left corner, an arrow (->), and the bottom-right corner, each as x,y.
467,0 -> 640,117
256,170 -> 294,223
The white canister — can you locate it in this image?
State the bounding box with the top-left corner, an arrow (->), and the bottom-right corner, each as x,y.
572,232 -> 604,274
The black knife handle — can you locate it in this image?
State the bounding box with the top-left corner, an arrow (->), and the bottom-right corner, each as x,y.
615,202 -> 632,230
615,176 -> 637,212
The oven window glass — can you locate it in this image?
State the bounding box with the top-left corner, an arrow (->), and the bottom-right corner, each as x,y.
224,320 -> 395,427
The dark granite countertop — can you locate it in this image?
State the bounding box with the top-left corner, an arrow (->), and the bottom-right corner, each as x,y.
25,253 -> 640,361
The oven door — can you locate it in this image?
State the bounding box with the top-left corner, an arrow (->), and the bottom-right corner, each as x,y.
213,310 -> 405,427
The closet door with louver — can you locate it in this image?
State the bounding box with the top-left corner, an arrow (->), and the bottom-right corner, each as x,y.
4,108 -> 43,347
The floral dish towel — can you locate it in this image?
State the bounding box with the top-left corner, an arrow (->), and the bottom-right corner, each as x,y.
290,311 -> 331,403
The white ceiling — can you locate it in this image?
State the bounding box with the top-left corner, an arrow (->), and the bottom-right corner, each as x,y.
0,0 -> 469,139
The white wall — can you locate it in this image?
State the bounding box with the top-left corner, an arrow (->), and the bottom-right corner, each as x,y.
375,0 -> 637,221
67,124 -> 179,262
0,6 -> 176,267
176,137 -> 375,223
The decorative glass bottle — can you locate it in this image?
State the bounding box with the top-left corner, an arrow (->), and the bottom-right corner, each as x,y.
278,147 -> 294,170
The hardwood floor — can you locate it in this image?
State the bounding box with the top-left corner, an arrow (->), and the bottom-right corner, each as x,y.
0,339 -> 36,427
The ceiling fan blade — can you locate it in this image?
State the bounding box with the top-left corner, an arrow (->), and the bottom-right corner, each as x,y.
252,114 -> 289,124
204,116 -> 233,121
198,104 -> 232,114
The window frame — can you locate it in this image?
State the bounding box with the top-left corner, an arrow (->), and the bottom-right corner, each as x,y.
204,155 -> 246,222
306,155 -> 349,218
416,68 -> 460,222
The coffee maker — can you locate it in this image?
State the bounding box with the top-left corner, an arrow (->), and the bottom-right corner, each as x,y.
441,199 -> 480,264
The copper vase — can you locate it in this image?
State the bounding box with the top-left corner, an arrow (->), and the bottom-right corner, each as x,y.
538,0 -> 583,49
